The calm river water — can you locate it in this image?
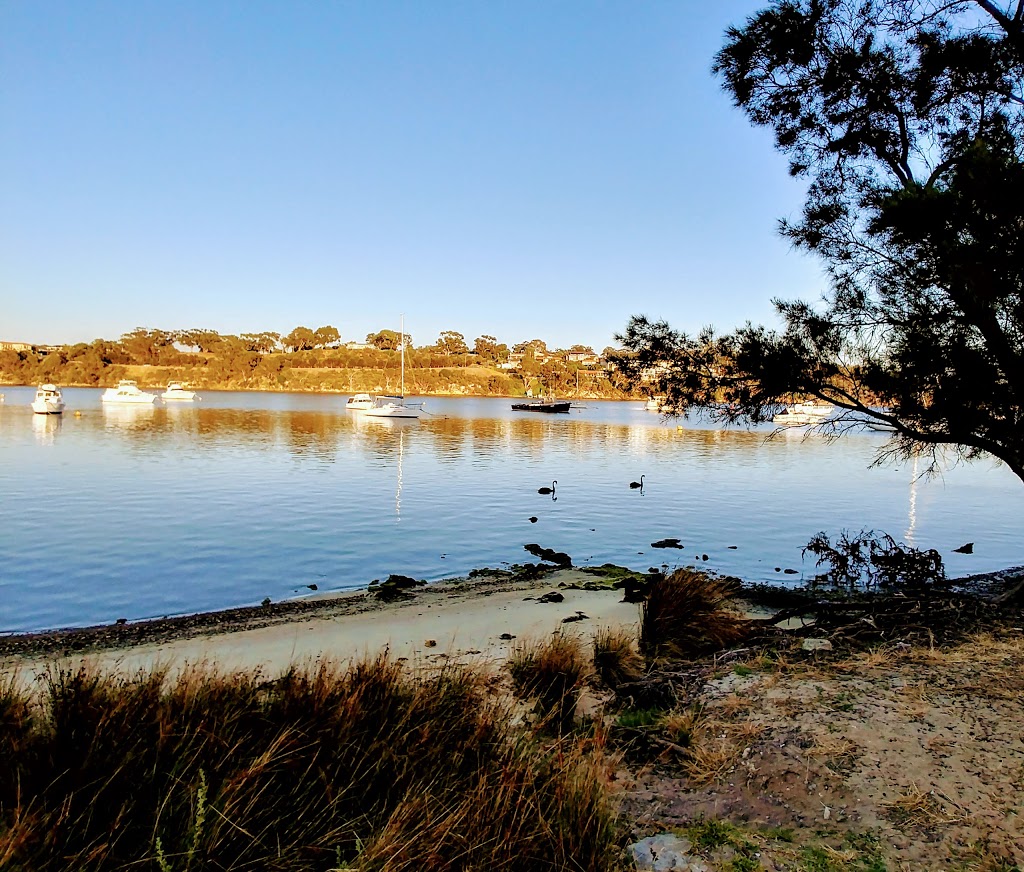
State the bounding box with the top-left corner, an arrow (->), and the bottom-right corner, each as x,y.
1,387 -> 1022,633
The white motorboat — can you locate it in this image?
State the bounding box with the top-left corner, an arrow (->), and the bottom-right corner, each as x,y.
161,382 -> 197,401
771,401 -> 836,425
31,384 -> 65,415
644,395 -> 667,411
101,380 -> 157,404
345,393 -> 374,411
362,315 -> 423,419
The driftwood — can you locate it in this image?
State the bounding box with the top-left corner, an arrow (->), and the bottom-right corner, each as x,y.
749,588 -> 1019,650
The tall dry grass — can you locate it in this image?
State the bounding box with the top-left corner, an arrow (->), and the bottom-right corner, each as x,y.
507,634 -> 592,734
592,628 -> 644,689
639,570 -> 749,660
0,655 -> 616,871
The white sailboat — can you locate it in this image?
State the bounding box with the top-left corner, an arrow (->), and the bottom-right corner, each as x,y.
363,315 -> 424,419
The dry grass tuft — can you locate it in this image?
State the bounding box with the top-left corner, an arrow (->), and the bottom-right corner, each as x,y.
0,655 -> 617,871
640,570 -> 750,660
882,785 -> 961,829
592,627 -> 644,689
508,633 -> 592,733
669,706 -> 766,785
807,735 -> 861,775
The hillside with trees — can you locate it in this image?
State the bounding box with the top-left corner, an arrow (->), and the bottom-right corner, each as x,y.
0,326 -> 631,399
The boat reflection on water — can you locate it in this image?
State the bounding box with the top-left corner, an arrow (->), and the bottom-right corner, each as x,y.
101,403 -> 157,431
31,412 -> 62,444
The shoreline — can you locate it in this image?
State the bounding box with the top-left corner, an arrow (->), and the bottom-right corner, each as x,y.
0,568 -> 646,675
3,563 -> 1020,672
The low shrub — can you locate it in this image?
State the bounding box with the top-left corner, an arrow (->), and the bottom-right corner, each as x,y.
508,634 -> 591,733
592,627 -> 644,688
639,570 -> 749,660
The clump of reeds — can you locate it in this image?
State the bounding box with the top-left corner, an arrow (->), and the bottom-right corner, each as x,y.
639,569 -> 749,660
0,654 -> 616,871
592,627 -> 644,689
508,633 -> 592,733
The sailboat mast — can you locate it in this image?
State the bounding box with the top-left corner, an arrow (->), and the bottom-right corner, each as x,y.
400,314 -> 405,399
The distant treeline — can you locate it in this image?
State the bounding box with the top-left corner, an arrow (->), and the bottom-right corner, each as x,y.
0,327 -> 634,398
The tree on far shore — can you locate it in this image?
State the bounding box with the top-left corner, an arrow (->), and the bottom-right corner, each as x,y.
366,329 -> 412,351
435,330 -> 469,356
614,0 -> 1024,484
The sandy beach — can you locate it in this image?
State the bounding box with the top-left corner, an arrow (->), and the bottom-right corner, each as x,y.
0,569 -> 641,680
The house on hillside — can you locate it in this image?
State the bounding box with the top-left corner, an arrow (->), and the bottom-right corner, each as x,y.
565,350 -> 601,366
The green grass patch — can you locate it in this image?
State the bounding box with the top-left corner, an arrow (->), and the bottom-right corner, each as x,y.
614,707 -> 664,729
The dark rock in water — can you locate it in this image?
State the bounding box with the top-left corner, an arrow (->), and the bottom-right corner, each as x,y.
651,538 -> 683,549
424,639 -> 437,648
468,567 -> 513,579
953,542 -> 974,554
728,545 -> 738,549
387,574 -> 422,588
115,617 -> 127,626
499,632 -> 516,640
783,568 -> 799,574
512,562 -> 547,581
523,543 -> 572,567
562,612 -> 588,623
537,591 -> 565,604
373,574 -> 426,602
529,516 -> 538,523
701,554 -> 709,561
307,584 -> 318,591
774,567 -> 782,573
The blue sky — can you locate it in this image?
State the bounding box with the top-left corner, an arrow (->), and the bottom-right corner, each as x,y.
1,1 -> 826,351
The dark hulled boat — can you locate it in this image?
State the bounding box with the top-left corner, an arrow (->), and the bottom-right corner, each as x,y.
511,400 -> 572,413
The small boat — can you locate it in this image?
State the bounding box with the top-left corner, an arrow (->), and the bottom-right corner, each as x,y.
161,382 -> 197,401
101,380 -> 157,404
31,384 -> 65,415
361,315 -> 423,419
345,393 -> 374,411
511,399 -> 572,413
771,401 -> 835,425
363,395 -> 425,418
644,395 -> 668,411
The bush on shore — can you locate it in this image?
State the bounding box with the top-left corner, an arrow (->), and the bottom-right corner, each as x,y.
0,656 -> 616,871
639,570 -> 750,660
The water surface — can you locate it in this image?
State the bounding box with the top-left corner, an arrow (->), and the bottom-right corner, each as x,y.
1,388 -> 1021,632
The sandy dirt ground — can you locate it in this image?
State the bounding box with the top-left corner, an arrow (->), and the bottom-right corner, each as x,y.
1,569 -> 641,681
618,631 -> 1024,869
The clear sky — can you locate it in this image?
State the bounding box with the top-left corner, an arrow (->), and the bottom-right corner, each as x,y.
1,1 -> 826,352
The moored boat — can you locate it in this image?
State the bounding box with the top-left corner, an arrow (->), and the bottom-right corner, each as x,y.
363,395 -> 425,418
361,316 -> 422,419
345,393 -> 374,411
771,401 -> 836,425
511,399 -> 572,413
31,384 -> 65,415
101,380 -> 157,404
161,382 -> 197,401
